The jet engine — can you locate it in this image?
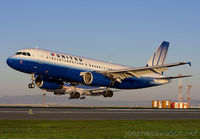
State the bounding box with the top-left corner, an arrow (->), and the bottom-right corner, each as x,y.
35,76 -> 63,90
80,72 -> 111,87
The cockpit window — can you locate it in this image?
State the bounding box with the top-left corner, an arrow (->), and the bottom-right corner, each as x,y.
16,52 -> 22,55
27,52 -> 31,56
16,51 -> 31,56
22,52 -> 27,56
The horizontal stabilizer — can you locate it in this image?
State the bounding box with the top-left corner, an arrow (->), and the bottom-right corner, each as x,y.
155,75 -> 192,80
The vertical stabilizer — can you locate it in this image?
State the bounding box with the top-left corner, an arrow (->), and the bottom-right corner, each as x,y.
146,41 -> 169,67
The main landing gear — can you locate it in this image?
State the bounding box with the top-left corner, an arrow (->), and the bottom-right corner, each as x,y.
28,74 -> 35,89
68,84 -> 81,99
103,90 -> 113,98
70,92 -> 81,99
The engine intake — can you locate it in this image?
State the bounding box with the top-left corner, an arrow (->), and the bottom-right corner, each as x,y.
82,72 -> 93,85
35,76 -> 63,90
80,72 -> 111,87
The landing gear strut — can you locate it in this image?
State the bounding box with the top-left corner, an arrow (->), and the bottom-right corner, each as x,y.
103,90 -> 113,98
28,74 -> 35,89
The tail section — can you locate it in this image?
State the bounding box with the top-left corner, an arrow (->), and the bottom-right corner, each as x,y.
146,41 -> 169,67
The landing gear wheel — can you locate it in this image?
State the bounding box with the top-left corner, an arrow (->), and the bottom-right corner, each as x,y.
103,91 -> 108,97
103,90 -> 113,98
32,83 -> 35,88
70,92 -> 75,98
28,83 -> 35,89
70,92 -> 80,99
75,92 -> 80,99
108,90 -> 113,97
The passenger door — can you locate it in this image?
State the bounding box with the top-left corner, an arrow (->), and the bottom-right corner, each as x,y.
38,53 -> 45,64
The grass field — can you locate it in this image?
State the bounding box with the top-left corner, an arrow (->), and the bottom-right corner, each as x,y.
0,120 -> 199,139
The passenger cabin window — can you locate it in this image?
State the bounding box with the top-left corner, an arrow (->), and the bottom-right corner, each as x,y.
61,55 -> 65,58
56,54 -> 60,57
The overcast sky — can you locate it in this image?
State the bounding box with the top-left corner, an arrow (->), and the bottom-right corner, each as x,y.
0,0 -> 199,102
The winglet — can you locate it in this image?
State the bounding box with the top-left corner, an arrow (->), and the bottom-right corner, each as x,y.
188,62 -> 192,67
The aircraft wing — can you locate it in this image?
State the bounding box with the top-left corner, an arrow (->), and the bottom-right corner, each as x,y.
99,62 -> 191,82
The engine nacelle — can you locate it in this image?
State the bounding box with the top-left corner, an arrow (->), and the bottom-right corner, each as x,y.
80,72 -> 111,87
81,72 -> 93,85
35,76 -> 63,90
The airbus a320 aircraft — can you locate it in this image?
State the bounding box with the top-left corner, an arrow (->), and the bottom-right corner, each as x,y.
7,41 -> 191,99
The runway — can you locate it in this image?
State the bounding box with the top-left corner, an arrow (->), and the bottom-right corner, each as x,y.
0,107 -> 200,120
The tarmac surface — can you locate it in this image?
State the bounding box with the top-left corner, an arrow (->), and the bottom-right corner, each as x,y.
0,107 -> 200,120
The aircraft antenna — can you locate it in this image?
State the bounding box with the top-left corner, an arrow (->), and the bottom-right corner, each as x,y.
35,45 -> 38,49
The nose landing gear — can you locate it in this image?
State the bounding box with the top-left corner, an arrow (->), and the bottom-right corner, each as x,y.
28,74 -> 36,89
28,83 -> 35,88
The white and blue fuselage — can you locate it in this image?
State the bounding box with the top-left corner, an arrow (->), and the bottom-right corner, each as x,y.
7,48 -> 164,89
6,41 -> 191,98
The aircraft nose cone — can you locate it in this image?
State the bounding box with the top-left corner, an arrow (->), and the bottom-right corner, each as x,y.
6,57 -> 13,67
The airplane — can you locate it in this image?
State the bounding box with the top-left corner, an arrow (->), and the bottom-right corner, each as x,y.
6,41 -> 191,99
